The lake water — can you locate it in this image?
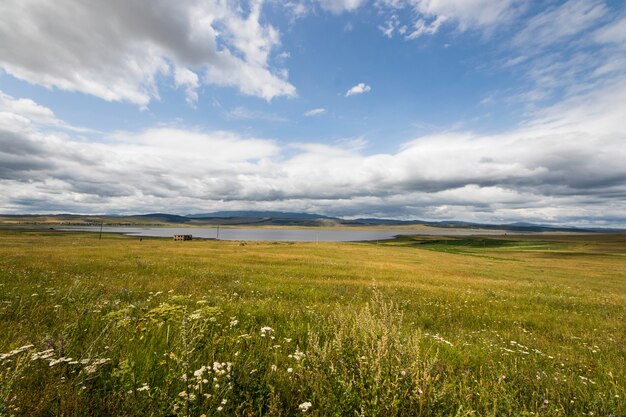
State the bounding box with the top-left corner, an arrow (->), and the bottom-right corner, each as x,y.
59,226 -> 505,242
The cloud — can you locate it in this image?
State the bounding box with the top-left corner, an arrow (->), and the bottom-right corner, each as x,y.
174,68 -> 200,107
318,0 -> 367,14
480,1 -> 624,111
2,80 -> 626,226
375,0 -> 522,38
345,83 -> 372,97
225,106 -> 287,122
304,108 -> 326,117
0,0 -> 295,106
0,91 -> 91,132
405,15 -> 447,39
594,15 -> 626,45
513,0 -> 608,49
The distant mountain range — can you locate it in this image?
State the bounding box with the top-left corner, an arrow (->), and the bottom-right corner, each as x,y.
2,211 -> 623,233
187,211 -> 334,220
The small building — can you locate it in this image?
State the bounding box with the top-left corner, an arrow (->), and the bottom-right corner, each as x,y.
173,234 -> 192,241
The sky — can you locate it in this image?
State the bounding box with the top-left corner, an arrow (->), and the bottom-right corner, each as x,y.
1,0 -> 625,226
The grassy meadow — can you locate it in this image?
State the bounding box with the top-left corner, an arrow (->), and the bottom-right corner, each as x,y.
0,229 -> 624,416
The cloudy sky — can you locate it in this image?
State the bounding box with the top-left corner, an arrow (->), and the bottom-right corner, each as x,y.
1,0 -> 625,226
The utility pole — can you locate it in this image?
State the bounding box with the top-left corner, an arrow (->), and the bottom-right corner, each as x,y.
99,221 -> 103,240
216,224 -> 220,240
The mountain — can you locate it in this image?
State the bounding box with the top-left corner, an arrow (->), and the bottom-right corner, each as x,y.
187,211 -> 335,220
1,211 -> 620,232
126,213 -> 191,223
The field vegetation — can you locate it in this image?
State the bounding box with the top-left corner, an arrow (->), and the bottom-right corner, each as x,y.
0,229 -> 624,416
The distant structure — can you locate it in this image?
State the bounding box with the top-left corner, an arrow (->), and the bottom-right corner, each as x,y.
173,234 -> 192,241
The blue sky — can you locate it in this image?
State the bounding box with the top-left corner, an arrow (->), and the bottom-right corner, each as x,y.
1,0 -> 626,226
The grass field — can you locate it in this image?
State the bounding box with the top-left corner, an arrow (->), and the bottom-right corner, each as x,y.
0,229 -> 624,416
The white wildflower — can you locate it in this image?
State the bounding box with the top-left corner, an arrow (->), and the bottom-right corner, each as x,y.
299,401 -> 312,412
0,344 -> 35,361
292,349 -> 305,361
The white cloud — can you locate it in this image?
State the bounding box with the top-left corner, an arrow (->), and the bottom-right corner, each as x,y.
405,15 -> 447,39
0,91 -> 90,132
376,0 -> 522,38
594,15 -> 626,45
225,106 -> 287,122
304,108 -> 326,116
497,1 -> 624,108
174,67 -> 200,107
2,79 -> 626,226
408,0 -> 521,29
345,83 -> 372,97
318,0 -> 367,14
513,0 -> 608,49
0,0 -> 295,106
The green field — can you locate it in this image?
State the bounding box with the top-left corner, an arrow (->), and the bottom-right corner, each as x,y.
0,229 -> 624,416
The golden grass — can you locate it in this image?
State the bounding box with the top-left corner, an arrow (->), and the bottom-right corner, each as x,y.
0,229 -> 624,416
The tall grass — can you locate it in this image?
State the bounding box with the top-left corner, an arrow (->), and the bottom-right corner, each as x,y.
0,230 -> 624,416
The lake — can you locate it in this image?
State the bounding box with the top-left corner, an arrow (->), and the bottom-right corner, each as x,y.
58,226 -> 506,242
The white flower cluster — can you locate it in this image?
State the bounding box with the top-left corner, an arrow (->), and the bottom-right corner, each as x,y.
289,348 -> 305,362
0,344 -> 34,362
299,401 -> 312,412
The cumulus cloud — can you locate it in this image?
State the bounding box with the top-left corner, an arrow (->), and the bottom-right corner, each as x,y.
345,83 -> 372,97
0,0 -> 295,106
0,91 -> 91,132
1,78 -> 626,226
304,108 -> 326,116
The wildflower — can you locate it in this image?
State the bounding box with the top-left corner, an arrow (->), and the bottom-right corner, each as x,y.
194,366 -> 207,378
30,349 -> 54,361
291,349 -> 305,361
49,357 -> 71,367
260,326 -> 273,337
0,344 -> 35,361
137,384 -> 150,392
271,364 -> 277,371
287,368 -> 293,373
217,406 -> 223,411
299,402 -> 312,412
